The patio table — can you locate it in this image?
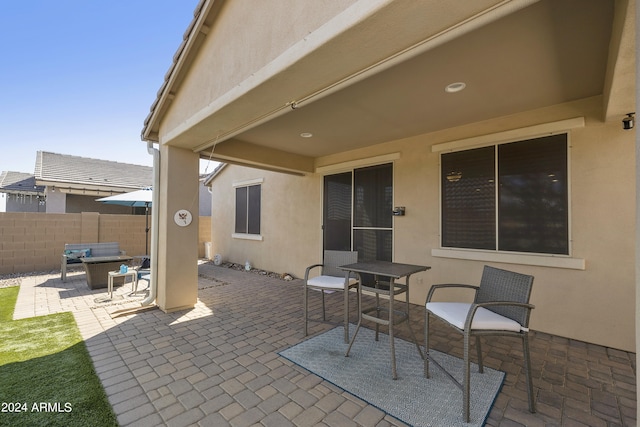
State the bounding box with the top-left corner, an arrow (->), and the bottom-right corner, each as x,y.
81,255 -> 133,289
340,260 -> 430,379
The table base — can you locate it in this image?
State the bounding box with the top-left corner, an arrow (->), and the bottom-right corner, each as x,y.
345,283 -> 424,379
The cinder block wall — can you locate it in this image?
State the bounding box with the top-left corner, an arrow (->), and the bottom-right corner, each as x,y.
0,212 -> 211,275
98,214 -> 149,256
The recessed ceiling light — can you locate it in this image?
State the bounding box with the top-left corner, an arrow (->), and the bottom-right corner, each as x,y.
300,132 -> 313,138
445,82 -> 466,93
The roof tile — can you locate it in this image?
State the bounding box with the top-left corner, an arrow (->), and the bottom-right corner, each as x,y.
0,171 -> 45,195
34,151 -> 153,190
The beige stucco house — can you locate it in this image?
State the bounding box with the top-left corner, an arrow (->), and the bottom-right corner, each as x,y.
141,0 -> 637,357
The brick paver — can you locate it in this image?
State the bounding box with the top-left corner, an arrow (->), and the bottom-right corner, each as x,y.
9,263 -> 637,426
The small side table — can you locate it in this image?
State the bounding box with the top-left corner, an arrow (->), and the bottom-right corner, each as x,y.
107,270 -> 138,299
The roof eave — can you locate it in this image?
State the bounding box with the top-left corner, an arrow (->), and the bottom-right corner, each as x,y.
141,0 -> 216,143
602,0 -> 636,121
1,190 -> 45,196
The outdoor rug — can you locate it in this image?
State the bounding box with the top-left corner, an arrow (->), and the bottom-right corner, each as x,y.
279,325 -> 504,427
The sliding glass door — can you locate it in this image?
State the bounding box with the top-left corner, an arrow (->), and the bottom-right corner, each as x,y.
323,163 -> 393,264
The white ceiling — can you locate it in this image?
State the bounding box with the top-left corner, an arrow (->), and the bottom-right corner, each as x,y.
151,0 -> 633,174
231,0 -> 614,158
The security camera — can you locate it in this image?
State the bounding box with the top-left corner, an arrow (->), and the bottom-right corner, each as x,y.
622,113 -> 635,130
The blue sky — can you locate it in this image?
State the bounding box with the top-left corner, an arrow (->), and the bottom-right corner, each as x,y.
0,1 -> 218,174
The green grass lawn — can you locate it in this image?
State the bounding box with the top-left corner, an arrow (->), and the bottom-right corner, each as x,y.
0,286 -> 18,322
0,286 -> 118,426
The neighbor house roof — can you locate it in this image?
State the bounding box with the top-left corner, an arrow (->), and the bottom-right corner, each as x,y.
34,151 -> 153,195
0,171 -> 45,196
202,163 -> 227,187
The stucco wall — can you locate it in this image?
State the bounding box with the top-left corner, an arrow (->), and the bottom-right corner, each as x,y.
159,0 -> 357,136
199,182 -> 212,216
45,189 -> 66,213
3,194 -> 44,213
210,96 -> 636,352
210,166 -> 321,277
65,194 -> 133,215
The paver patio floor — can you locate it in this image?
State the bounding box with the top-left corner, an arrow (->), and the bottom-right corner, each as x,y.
9,263 -> 637,426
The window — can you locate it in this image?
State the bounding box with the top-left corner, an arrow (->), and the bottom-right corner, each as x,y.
441,134 -> 568,255
235,183 -> 261,235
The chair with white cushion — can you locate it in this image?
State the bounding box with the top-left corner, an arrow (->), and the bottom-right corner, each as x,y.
424,265 -> 535,423
303,250 -> 359,342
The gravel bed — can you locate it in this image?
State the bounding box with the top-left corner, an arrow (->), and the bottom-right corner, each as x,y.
0,262 -> 296,289
217,262 -> 295,281
0,270 -> 59,288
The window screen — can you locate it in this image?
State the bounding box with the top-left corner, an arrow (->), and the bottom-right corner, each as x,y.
235,187 -> 248,234
442,146 -> 496,250
498,135 -> 568,254
323,173 -> 352,251
354,164 -> 393,229
247,184 -> 261,235
235,184 -> 261,235
441,134 -> 568,255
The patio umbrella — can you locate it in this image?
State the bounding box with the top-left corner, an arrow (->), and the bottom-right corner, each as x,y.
97,187 -> 153,254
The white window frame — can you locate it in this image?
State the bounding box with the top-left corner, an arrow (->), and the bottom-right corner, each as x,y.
232,178 -> 263,241
432,118 -> 585,270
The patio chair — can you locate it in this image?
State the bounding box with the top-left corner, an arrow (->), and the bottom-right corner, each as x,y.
303,250 -> 359,342
424,265 -> 535,423
130,256 -> 151,294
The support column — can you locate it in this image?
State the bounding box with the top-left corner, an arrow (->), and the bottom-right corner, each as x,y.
635,1 -> 639,424
156,144 -> 199,312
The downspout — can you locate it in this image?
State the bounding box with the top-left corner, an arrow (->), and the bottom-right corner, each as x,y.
141,141 -> 160,306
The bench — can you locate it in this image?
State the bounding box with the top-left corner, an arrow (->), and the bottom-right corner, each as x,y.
61,242 -> 125,281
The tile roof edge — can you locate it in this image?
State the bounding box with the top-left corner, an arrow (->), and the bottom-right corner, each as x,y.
203,163 -> 227,186
37,151 -> 154,169
141,0 -> 209,141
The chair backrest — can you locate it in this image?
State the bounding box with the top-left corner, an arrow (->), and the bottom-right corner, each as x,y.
475,266 -> 534,327
64,242 -> 121,257
322,250 -> 358,277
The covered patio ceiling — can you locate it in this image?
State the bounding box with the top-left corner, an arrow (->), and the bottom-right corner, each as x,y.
151,0 -> 635,175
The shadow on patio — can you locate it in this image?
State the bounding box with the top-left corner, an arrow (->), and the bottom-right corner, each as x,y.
9,263 -> 637,426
